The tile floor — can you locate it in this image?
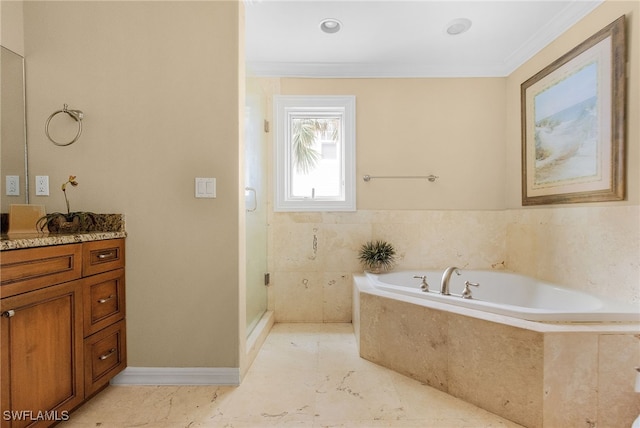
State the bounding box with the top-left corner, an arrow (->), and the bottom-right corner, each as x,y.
61,323 -> 524,427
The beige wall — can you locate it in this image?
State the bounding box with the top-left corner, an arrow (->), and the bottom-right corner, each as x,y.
24,1 -> 243,367
281,78 -> 507,210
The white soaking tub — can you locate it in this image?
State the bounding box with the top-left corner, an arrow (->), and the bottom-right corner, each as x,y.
364,269 -> 639,322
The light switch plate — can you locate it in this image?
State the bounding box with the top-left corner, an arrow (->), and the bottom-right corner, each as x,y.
195,177 -> 216,198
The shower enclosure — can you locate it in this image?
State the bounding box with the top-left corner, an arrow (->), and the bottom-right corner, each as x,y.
244,79 -> 268,336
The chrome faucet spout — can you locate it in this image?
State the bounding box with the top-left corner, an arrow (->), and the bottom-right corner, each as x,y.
440,266 -> 461,295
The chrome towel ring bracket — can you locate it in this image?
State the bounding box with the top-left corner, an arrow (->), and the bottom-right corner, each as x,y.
245,187 -> 257,212
45,103 -> 84,146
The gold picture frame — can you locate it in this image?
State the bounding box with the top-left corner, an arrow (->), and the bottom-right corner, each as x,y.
521,15 -> 626,206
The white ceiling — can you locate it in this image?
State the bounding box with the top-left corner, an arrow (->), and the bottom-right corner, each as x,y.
245,0 -> 604,78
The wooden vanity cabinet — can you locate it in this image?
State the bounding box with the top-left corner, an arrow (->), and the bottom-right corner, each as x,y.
0,239 -> 126,428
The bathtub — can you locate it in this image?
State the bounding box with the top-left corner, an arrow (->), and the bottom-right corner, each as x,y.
365,269 -> 639,322
353,271 -> 640,427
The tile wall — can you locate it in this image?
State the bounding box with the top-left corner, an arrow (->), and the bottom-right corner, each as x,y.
269,206 -> 640,322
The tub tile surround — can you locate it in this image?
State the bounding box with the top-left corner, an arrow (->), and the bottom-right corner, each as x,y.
507,205 -> 640,304
270,209 -> 508,322
541,334 -> 599,427
354,284 -> 640,428
447,315 -> 544,426
596,334 -> 640,423
270,206 -> 640,323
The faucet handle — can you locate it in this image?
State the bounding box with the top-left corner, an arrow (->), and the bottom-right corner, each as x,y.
461,281 -> 479,299
413,275 -> 429,292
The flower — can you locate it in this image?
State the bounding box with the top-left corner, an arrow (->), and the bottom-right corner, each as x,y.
61,175 -> 78,215
61,175 -> 78,192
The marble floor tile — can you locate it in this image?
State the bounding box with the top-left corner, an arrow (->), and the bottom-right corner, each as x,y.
60,323 -> 523,428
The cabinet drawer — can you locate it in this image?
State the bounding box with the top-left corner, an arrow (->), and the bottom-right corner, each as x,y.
82,239 -> 125,277
0,244 -> 82,298
83,269 -> 125,337
84,320 -> 126,396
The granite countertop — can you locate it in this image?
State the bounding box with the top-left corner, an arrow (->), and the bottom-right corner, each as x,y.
1,231 -> 127,251
1,214 -> 126,251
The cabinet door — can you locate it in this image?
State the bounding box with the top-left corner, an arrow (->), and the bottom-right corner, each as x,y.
1,281 -> 84,428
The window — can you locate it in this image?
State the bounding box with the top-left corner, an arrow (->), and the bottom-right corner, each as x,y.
274,95 -> 356,212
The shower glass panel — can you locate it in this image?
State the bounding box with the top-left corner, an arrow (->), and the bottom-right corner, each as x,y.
245,79 -> 268,336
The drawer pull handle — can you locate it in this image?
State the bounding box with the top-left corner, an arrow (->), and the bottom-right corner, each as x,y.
99,348 -> 117,360
97,295 -> 115,304
2,310 -> 15,318
97,252 -> 115,260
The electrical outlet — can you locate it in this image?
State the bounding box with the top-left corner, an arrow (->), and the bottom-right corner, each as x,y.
35,175 -> 49,196
6,176 -> 20,196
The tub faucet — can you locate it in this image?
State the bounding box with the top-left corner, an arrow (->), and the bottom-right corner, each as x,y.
413,275 -> 429,292
440,267 -> 461,295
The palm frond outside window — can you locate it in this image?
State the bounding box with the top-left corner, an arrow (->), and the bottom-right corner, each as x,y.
291,118 -> 339,174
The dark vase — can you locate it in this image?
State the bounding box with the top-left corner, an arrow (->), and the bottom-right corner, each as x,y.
47,215 -> 82,233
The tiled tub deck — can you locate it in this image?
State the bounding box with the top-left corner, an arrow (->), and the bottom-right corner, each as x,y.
353,275 -> 640,428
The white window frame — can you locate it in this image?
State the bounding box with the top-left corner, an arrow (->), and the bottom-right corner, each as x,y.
274,95 -> 356,212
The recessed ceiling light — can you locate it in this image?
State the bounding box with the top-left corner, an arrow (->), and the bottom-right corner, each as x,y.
320,18 -> 342,34
446,18 -> 472,36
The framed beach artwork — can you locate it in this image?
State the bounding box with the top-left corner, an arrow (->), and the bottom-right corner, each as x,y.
521,15 -> 626,206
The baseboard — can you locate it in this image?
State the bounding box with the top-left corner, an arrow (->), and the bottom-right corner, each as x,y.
110,367 -> 240,386
246,311 -> 274,362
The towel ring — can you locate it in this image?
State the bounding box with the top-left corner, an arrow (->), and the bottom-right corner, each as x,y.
45,104 -> 84,146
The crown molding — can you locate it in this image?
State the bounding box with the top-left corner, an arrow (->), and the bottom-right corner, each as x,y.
247,61 -> 508,78
501,0 -> 604,75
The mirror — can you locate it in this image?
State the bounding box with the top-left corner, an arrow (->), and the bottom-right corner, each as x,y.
1,45 -> 29,212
